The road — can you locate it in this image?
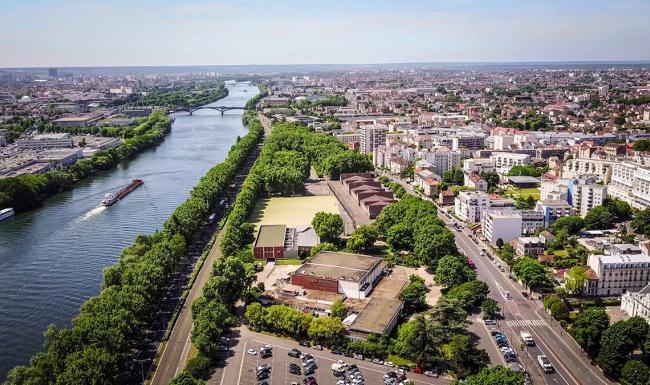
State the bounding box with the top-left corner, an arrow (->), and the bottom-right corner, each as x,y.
384,174 -> 613,385
151,118 -> 270,385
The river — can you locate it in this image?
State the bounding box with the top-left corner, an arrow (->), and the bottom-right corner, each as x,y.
0,83 -> 256,379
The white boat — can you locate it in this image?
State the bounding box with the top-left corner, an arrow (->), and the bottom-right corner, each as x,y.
0,208 -> 15,221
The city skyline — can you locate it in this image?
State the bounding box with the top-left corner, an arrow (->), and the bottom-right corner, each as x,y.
1,0 -> 649,68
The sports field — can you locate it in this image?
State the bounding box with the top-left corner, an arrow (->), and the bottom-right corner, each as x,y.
503,187 -> 541,200
249,196 -> 340,228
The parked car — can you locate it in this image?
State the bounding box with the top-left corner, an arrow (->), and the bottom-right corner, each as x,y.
261,349 -> 272,359
313,344 -> 323,350
384,361 -> 395,367
424,370 -> 438,378
247,349 -> 257,355
300,340 -> 311,347
353,353 -> 364,360
372,358 -> 384,365
288,348 -> 301,358
332,348 -> 342,355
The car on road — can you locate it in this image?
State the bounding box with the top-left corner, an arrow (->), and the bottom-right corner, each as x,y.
247,348 -> 257,355
484,319 -> 496,325
537,355 -> 554,373
520,331 -> 535,346
288,348 -> 301,357
491,330 -> 503,336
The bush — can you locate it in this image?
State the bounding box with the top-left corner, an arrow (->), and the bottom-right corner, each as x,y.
185,354 -> 212,380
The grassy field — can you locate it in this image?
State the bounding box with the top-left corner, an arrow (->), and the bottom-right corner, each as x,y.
503,187 -> 541,200
275,259 -> 303,265
249,196 -> 340,229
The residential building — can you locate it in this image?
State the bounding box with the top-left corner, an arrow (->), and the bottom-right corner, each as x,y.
587,254 -> 650,296
455,191 -> 490,223
608,161 -> 650,210
515,237 -> 546,257
535,200 -> 574,226
466,173 -> 488,191
420,147 -> 462,176
621,284 -> 650,322
562,158 -> 612,183
491,152 -> 531,175
520,210 -> 545,235
361,124 -> 388,154
568,176 -> 607,217
482,209 -> 523,246
0,129 -> 6,147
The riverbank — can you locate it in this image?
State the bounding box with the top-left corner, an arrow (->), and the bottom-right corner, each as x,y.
3,107 -> 263,385
0,86 -> 230,215
0,84 -> 255,382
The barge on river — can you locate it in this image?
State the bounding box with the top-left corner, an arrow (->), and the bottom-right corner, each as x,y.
101,179 -> 144,206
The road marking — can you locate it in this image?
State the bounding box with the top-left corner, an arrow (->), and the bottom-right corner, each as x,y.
175,325 -> 193,377
235,340 -> 248,385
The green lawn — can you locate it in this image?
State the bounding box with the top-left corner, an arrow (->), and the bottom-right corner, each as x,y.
386,355 -> 416,367
552,249 -> 569,258
275,259 -> 303,265
503,187 -> 540,200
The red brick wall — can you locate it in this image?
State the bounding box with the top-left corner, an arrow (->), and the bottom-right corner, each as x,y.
291,274 -> 338,293
253,246 -> 285,260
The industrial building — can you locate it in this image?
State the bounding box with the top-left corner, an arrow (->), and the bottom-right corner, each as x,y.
253,224 -> 319,260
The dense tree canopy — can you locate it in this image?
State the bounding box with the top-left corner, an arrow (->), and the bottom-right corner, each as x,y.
584,206 -> 614,230
512,257 -> 551,290
346,224 -> 378,252
312,212 -> 344,244
453,366 -> 525,385
572,307 -> 610,357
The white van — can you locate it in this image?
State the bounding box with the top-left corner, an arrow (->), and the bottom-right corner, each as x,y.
520,331 -> 535,346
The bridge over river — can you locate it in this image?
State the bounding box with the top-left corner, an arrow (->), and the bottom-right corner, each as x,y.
172,105 -> 245,115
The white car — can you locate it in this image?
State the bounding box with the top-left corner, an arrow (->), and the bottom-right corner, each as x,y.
247,348 -> 257,355
354,353 -> 364,360
384,361 -> 395,367
262,344 -> 272,350
372,359 -> 384,365
313,345 -> 323,350
424,370 -> 438,378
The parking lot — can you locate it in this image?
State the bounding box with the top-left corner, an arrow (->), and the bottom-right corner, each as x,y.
238,339 -> 448,385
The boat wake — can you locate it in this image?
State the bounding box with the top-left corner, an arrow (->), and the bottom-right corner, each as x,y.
77,206 -> 107,222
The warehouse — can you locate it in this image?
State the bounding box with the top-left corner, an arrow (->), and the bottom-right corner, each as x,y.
290,251 -> 383,299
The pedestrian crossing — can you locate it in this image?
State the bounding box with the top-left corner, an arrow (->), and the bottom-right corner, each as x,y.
472,318 -> 546,327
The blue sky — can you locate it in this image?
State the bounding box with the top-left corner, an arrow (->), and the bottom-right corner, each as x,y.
1,0 -> 649,67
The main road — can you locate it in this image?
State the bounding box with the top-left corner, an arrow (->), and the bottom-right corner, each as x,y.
387,175 -> 613,385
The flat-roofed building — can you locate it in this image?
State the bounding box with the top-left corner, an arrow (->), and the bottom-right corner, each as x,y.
482,209 -> 523,246
455,191 -> 490,223
622,284 -> 650,322
16,133 -> 73,150
52,113 -> 104,128
253,225 -> 287,260
349,297 -> 403,337
290,251 -> 383,299
515,236 -> 545,257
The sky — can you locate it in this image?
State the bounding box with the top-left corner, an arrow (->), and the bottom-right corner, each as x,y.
1,0 -> 649,68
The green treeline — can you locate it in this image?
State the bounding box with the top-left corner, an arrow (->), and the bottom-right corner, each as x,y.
219,121 -> 373,257
244,84 -> 268,110
133,83 -> 228,108
0,112 -> 172,212
3,111 -> 265,385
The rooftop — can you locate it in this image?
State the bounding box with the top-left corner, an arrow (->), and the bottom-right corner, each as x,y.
595,254 -> 650,265
350,297 -> 403,335
254,224 -> 286,248
295,251 -> 382,282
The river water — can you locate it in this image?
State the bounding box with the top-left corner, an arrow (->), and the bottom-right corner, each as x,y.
0,83 -> 255,379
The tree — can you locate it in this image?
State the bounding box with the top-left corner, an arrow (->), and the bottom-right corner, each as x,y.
330,299 -> 348,320
446,334 -> 490,378
481,171 -> 500,190
185,354 -> 212,380
307,316 -> 344,347
565,266 -> 589,295
496,238 -> 504,248
415,227 -> 458,268
393,314 -> 444,369
584,206 -> 614,230
399,275 -> 428,314
346,224 -> 378,252
386,223 -> 413,251
604,198 -> 632,220
169,372 -> 204,385
454,366 -> 525,385
445,280 -> 490,311
512,257 -> 551,290
623,316 -> 649,351
499,243 -> 516,263
551,216 -> 585,235
507,165 -> 546,177
311,212 -> 344,244
632,209 -> 650,237
245,302 -> 265,330
442,168 -> 464,186
435,255 -> 474,288
621,360 -> 650,385
543,294 -> 562,309
572,307 -> 610,357
191,302 -> 234,357
549,300 -> 569,322
596,321 -> 635,377
481,298 -> 500,320
55,346 -> 118,385
633,139 -> 650,152
310,241 -> 337,256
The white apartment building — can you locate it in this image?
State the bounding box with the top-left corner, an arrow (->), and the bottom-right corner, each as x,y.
562,158 -> 612,183
482,209 -> 523,246
463,158 -> 495,174
535,200 -> 574,226
540,178 -> 570,201
587,254 -> 650,296
520,210 -> 545,235
16,133 -> 74,150
420,147 -> 462,176
455,191 -> 490,223
361,125 -> 388,154
608,161 -> 650,210
491,152 -> 531,175
622,284 -> 650,322
571,181 -> 607,217
493,135 -> 515,150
